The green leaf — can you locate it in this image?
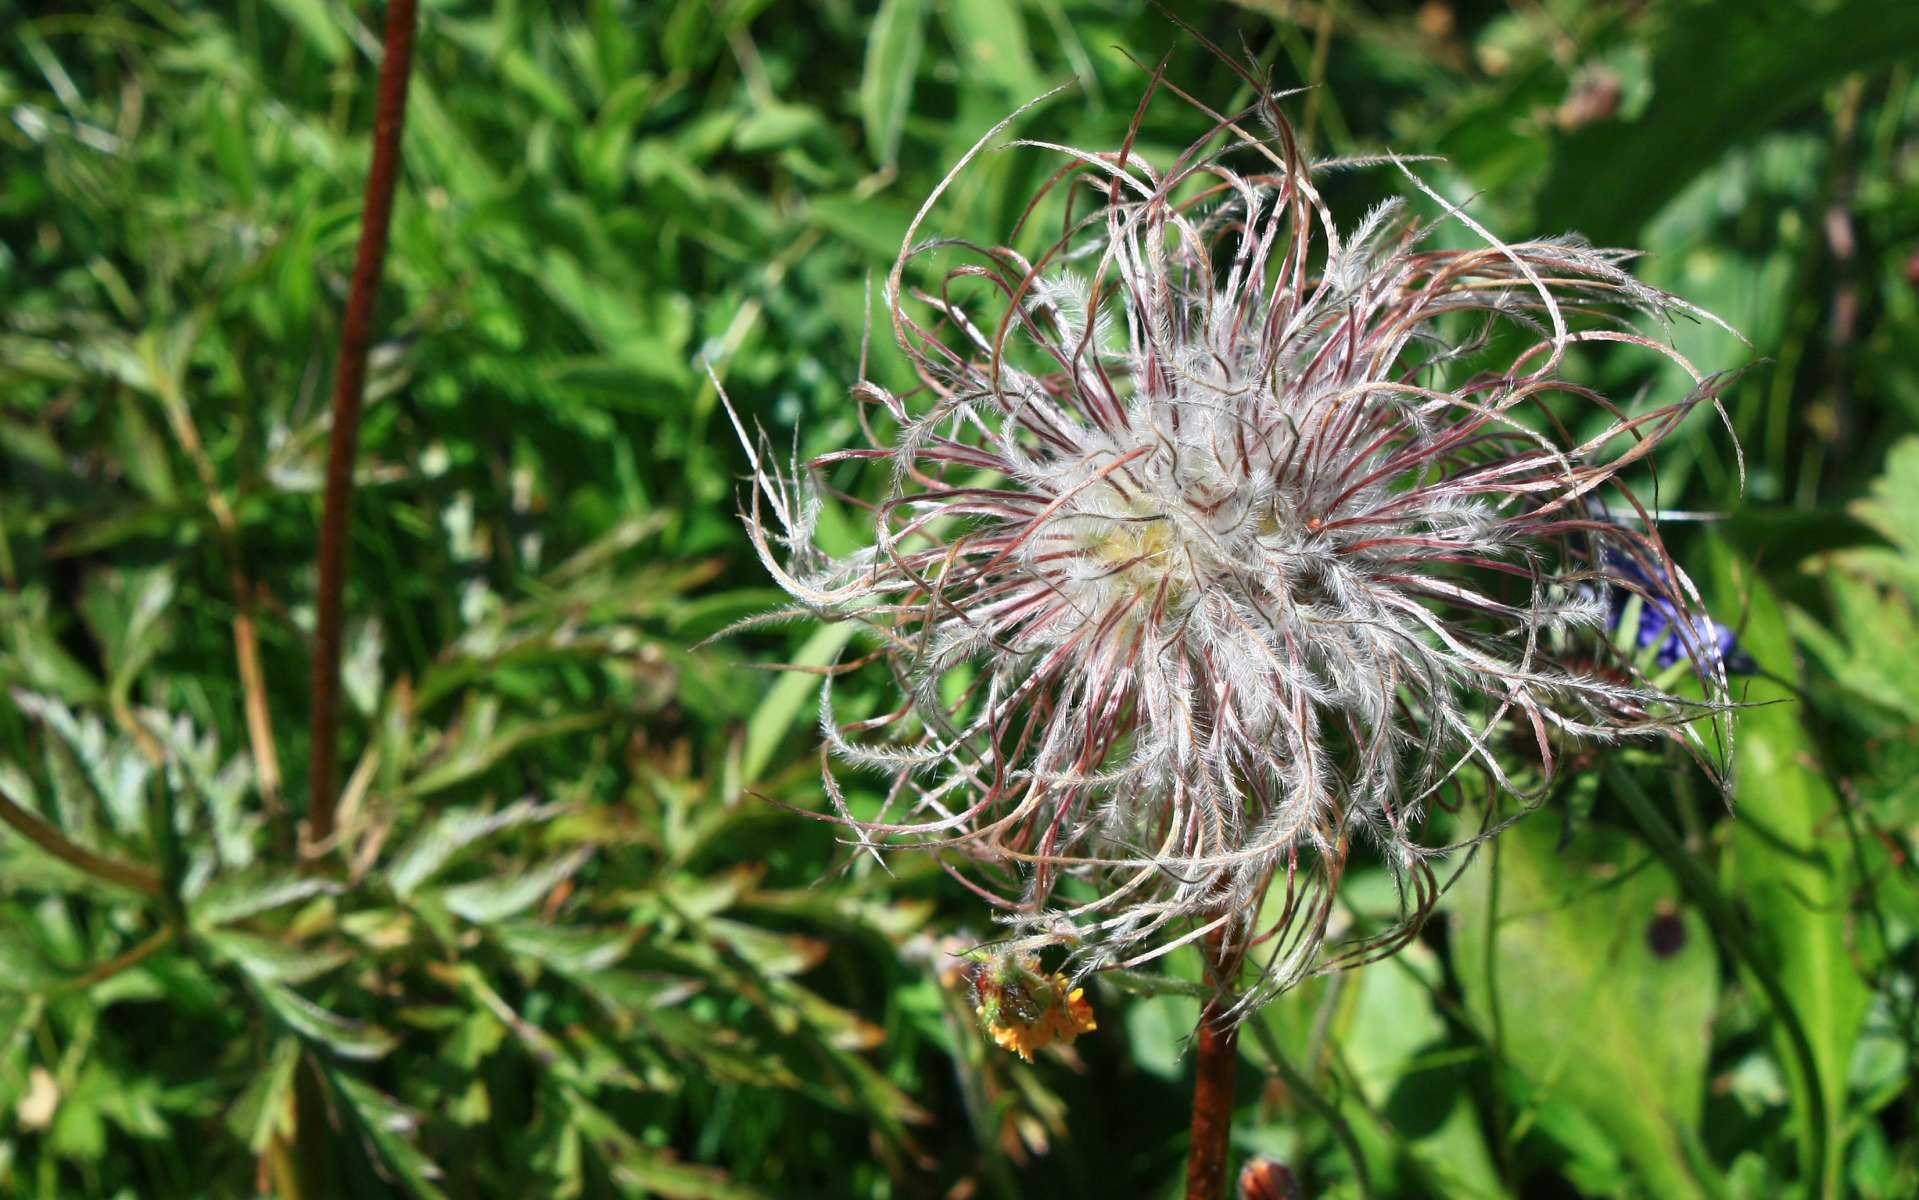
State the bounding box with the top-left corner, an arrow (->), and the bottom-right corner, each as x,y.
808,193 -> 915,263
3,616 -> 103,702
1533,0 -> 1919,244
387,797 -> 563,897
110,392 -> 178,503
939,0 -> 1045,103
1709,541 -> 1873,1198
1793,438 -> 1919,722
742,622 -> 856,784
81,567 -> 175,695
0,926 -> 67,994
342,619 -> 385,718
1450,817 -> 1720,1199
567,972 -> 798,1088
494,922 -> 632,974
203,929 -> 350,985
328,1069 -> 448,1200
531,251 -> 692,385
264,0 -> 349,64
731,102 -> 826,154
401,710 -> 604,799
225,1036 -> 300,1152
189,871 -> 340,928
439,849 -> 592,925
254,982 -> 398,1061
700,917 -> 826,978
1849,437 -> 1919,558
568,1093 -> 767,1199
1339,949 -> 1506,1199
859,0 -> 926,166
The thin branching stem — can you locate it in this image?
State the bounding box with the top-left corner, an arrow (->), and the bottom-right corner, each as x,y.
1244,1013 -> 1374,1198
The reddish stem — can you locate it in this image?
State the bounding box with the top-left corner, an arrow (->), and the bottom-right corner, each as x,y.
1186,924 -> 1242,1200
307,0 -> 419,847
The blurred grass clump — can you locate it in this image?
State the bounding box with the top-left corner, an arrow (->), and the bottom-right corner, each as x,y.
0,1 -> 1915,1197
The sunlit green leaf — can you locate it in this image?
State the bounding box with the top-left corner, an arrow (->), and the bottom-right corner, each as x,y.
1709,542 -> 1874,1198
439,849 -> 592,925
202,929 -> 349,985
264,0 -> 348,64
189,872 -> 339,928
387,797 -> 564,897
742,622 -> 856,784
1451,817 -> 1720,1198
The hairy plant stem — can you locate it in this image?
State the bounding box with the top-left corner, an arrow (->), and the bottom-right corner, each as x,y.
1186,921 -> 1242,1200
285,4 -> 418,1194
307,0 -> 418,849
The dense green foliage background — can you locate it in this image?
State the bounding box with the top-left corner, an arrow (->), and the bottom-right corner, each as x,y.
1,1 -> 1916,1196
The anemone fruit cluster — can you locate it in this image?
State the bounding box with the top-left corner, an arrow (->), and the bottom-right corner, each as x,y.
728,61 -> 1736,1017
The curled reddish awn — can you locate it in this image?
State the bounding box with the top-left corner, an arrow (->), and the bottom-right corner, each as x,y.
723,55 -> 1740,1022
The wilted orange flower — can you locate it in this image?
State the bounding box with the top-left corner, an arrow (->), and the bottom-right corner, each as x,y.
970,952 -> 1098,1062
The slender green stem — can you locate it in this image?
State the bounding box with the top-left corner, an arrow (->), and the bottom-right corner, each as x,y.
1244,1014 -> 1374,1198
52,925 -> 179,996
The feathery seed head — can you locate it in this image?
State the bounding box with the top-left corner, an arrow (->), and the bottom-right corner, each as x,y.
725,57 -> 1739,1020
